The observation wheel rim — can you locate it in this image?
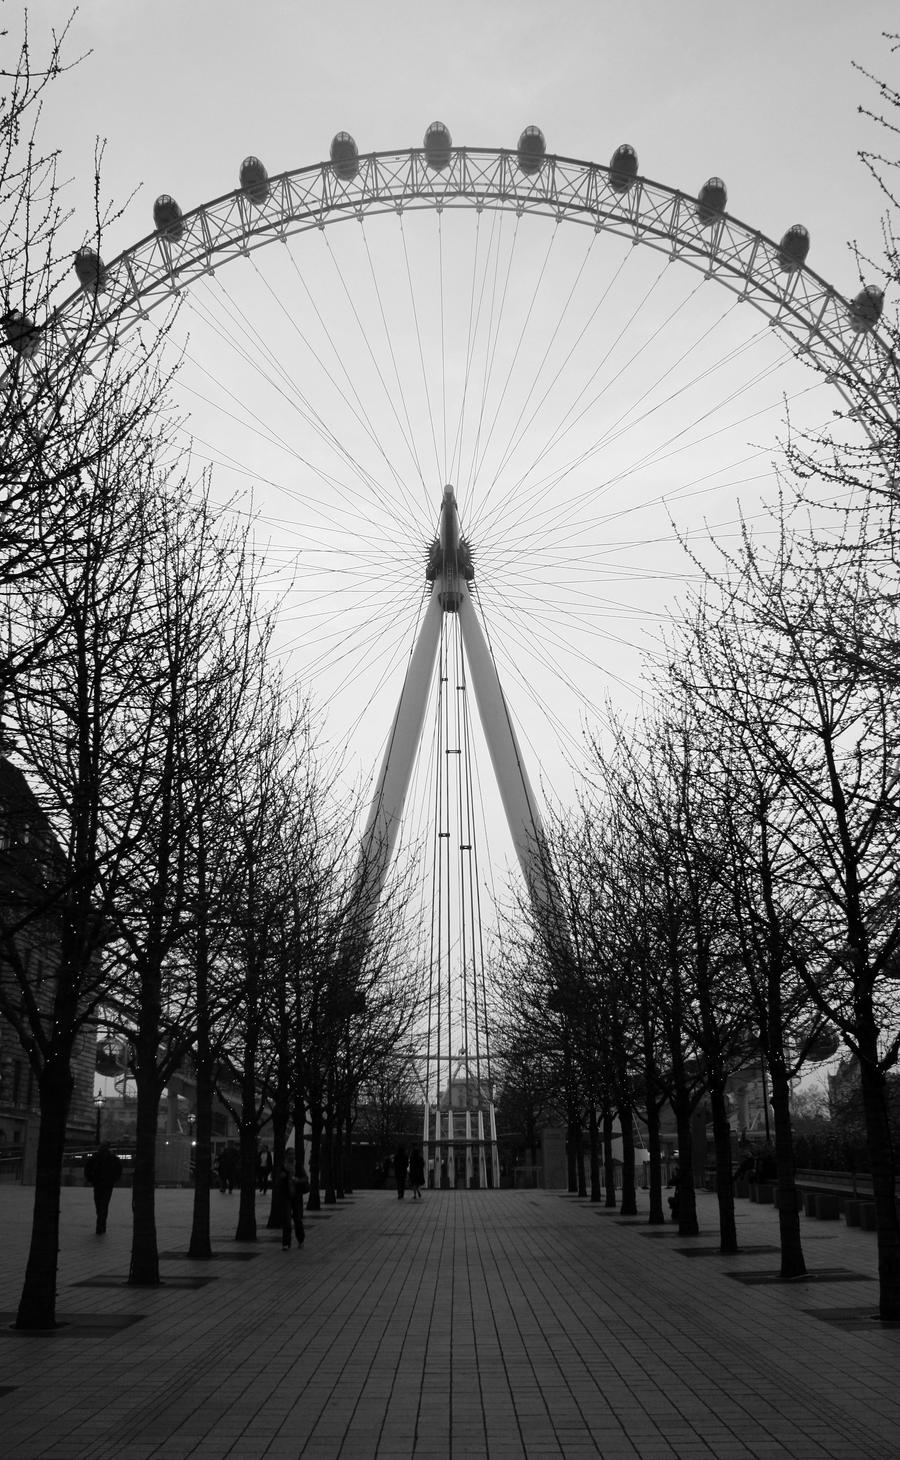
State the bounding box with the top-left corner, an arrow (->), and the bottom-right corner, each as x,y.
30,144 -> 895,432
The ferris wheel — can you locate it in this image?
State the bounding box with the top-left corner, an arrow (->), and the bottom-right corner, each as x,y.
7,124 -> 890,1187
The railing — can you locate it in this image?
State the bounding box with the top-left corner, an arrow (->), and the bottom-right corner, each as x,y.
794,1167 -> 873,1198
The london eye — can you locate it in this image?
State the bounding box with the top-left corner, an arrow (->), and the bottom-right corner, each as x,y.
7,126 -> 889,1185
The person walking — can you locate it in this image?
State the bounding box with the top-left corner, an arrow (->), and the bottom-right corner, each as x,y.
84,1141 -> 123,1234
217,1143 -> 239,1194
256,1144 -> 273,1195
394,1143 -> 409,1200
276,1150 -> 307,1249
667,1167 -> 682,1223
408,1145 -> 425,1200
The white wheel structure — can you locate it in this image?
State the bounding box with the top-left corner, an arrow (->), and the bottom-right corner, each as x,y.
21,139 -> 894,419
10,131 -> 892,1187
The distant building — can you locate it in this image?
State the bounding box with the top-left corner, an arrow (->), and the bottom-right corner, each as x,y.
0,757 -> 95,1168
726,1064 -> 774,1143
96,1061 -> 243,1157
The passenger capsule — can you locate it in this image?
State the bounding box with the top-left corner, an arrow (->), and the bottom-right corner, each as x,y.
695,176 -> 727,226
239,156 -> 269,206
802,1024 -> 840,1062
330,132 -> 359,182
517,126 -> 546,176
424,120 -> 452,171
2,308 -> 40,358
608,143 -> 638,193
153,194 -> 184,243
73,246 -> 107,293
846,283 -> 884,333
777,224 -> 810,272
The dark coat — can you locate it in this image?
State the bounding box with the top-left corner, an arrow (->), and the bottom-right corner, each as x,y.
408,1149 -> 425,1185
276,1164 -> 308,1212
85,1146 -> 122,1189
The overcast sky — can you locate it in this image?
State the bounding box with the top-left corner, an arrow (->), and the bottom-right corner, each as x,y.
25,1 -> 900,936
37,0 -> 896,289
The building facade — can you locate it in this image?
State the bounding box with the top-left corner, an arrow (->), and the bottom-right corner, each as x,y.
0,758 -> 95,1171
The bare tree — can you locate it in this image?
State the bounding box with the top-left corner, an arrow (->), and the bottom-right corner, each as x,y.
0,17 -> 171,698
1,421 -> 179,1328
679,503 -> 900,1316
101,481 -> 273,1283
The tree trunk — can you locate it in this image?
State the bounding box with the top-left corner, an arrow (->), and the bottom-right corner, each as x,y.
709,1080 -> 738,1253
295,1096 -> 307,1172
266,975 -> 292,1229
526,1105 -> 538,1166
574,1113 -> 587,1197
188,818 -> 213,1259
566,1103 -> 578,1193
16,1058 -> 73,1329
588,1105 -> 601,1203
674,1099 -> 699,1235
645,1103 -> 666,1224
307,1095 -> 322,1211
340,1103 -> 354,1195
858,1049 -> 900,1319
266,1099 -> 290,1230
755,830 -> 806,1280
619,1100 -> 638,1215
188,1047 -> 214,1260
234,1088 -> 258,1242
768,1053 -> 806,1280
334,1110 -> 345,1199
602,1107 -> 616,1208
322,1104 -> 337,1205
129,1064 -> 162,1286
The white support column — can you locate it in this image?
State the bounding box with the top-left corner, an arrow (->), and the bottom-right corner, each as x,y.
341,488 -> 559,1209
489,1102 -> 500,1190
457,587 -> 555,919
348,589 -> 443,934
477,1109 -> 488,1189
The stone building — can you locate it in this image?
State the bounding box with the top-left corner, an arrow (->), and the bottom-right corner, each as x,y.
0,757 -> 95,1170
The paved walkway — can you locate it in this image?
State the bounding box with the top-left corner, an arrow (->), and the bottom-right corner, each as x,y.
0,1183 -> 898,1459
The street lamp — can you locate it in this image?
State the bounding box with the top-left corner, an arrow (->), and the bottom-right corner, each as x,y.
94,1091 -> 106,1143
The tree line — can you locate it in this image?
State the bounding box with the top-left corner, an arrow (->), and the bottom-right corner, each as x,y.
0,20 -> 422,1330
493,40 -> 900,1321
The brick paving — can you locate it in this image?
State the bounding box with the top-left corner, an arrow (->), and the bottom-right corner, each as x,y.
0,1183 -> 898,1459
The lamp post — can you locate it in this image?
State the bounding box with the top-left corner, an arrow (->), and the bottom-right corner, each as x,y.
94,1091 -> 105,1144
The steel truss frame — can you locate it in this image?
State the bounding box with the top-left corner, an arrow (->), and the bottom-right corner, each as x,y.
37,146 -> 895,430
28,141 -> 894,1190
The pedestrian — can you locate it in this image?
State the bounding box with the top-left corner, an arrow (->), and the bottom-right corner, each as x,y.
84,1141 -> 123,1234
755,1142 -> 777,1183
256,1144 -> 273,1195
408,1145 -> 425,1200
733,1149 -> 755,1183
276,1150 -> 307,1249
217,1143 -> 239,1194
394,1143 -> 409,1199
667,1166 -> 681,1223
